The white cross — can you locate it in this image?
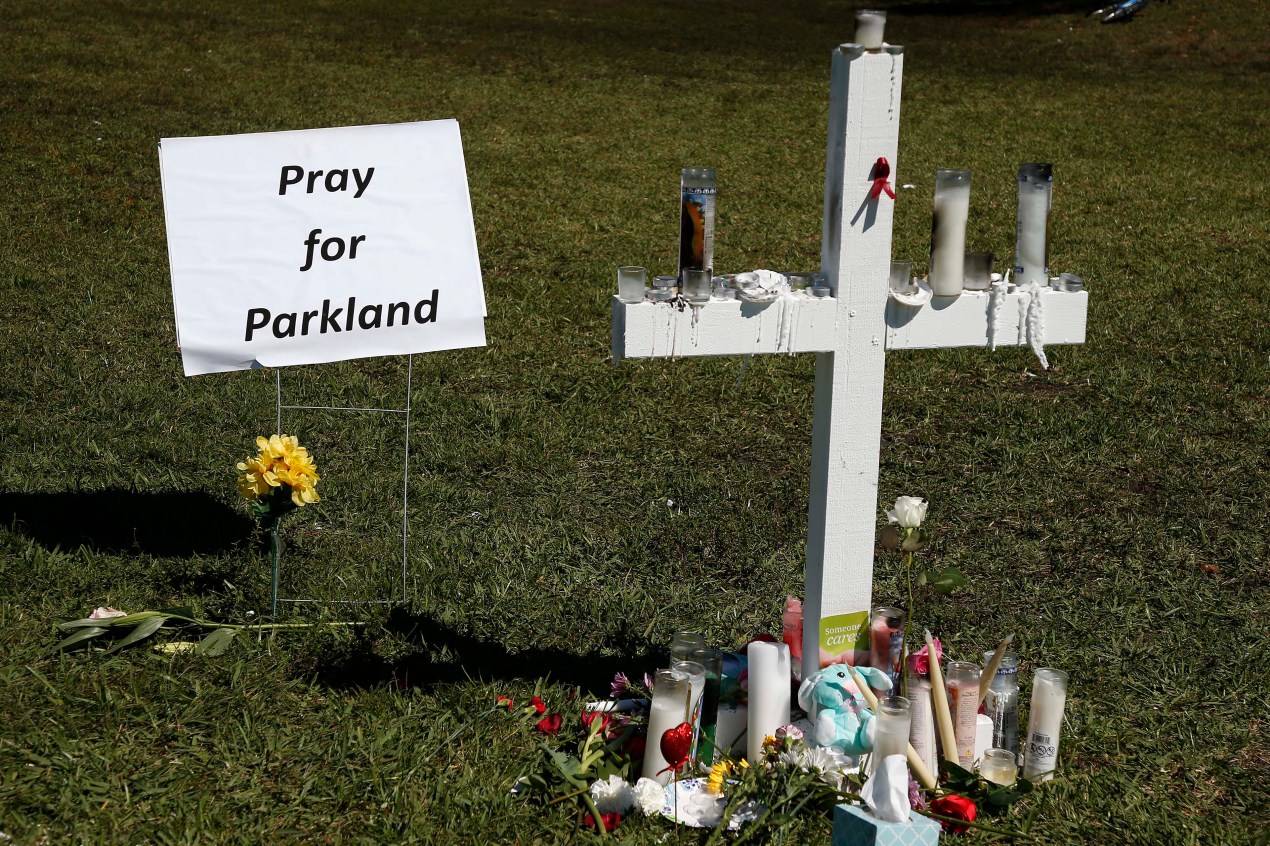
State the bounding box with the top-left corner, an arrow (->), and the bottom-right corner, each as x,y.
611,45 -> 1087,681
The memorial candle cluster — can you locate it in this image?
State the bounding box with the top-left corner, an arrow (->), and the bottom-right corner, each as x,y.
897,632 -> 1068,783
921,162 -> 1060,297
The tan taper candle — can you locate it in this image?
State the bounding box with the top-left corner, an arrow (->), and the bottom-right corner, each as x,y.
924,629 -> 959,765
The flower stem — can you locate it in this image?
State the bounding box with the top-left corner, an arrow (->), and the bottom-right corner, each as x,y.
269,518 -> 281,618
903,544 -> 915,698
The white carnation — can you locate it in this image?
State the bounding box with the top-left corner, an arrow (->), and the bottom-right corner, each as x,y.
632,777 -> 665,816
589,775 -> 634,814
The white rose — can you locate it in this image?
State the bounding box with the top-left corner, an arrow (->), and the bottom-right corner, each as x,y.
886,496 -> 927,529
632,777 -> 665,816
589,775 -> 634,815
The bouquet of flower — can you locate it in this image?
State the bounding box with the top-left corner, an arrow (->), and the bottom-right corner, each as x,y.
237,434 -> 320,519
237,434 -> 319,614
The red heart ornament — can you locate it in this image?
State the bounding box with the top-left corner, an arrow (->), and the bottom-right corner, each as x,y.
660,721 -> 694,771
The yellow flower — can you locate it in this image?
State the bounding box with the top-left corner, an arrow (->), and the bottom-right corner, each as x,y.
236,455 -> 280,500
239,435 -> 320,506
288,478 -> 320,507
706,760 -> 732,794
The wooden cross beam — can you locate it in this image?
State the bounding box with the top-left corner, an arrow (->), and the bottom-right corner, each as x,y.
611,45 -> 1087,680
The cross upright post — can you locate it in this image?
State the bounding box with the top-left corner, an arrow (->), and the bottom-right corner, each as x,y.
610,43 -> 1087,681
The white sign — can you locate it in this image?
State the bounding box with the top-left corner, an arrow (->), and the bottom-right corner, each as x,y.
159,120 -> 486,376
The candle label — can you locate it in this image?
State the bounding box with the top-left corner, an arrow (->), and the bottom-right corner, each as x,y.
819,611 -> 870,667
1026,731 -> 1058,772
948,683 -> 979,764
679,186 -> 716,273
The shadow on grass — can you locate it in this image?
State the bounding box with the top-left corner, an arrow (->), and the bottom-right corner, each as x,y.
0,490 -> 254,557
299,606 -> 662,697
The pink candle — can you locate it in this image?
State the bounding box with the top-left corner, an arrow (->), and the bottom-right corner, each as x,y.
869,607 -> 905,692
946,661 -> 982,767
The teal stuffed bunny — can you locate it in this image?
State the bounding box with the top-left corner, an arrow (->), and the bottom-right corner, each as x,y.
797,664 -> 893,756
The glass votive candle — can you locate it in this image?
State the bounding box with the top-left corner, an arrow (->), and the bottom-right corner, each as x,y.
617,266 -> 648,304
963,252 -> 994,291
869,695 -> 912,773
980,747 -> 1018,786
647,287 -> 674,302
888,259 -> 915,295
854,9 -> 887,50
653,274 -> 679,293
690,648 -> 724,765
1054,272 -> 1085,292
669,631 -> 706,664
786,272 -> 813,291
682,268 -> 713,304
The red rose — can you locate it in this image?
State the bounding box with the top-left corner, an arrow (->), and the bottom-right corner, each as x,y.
580,711 -> 612,733
585,811 -> 622,832
930,794 -> 977,834
535,713 -> 563,736
531,696 -> 547,714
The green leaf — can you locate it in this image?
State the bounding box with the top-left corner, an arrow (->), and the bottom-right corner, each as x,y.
196,627 -> 238,657
58,617 -> 110,631
938,758 -> 979,792
102,615 -> 168,655
916,570 -> 928,586
50,626 -> 109,653
59,610 -> 167,631
928,566 -> 967,594
879,525 -> 901,550
900,528 -> 928,552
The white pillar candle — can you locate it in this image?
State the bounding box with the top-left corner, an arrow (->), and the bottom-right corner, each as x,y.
973,713 -> 994,765
906,672 -> 939,778
642,668 -> 692,785
1014,163 -> 1053,287
746,641 -> 791,763
929,169 -> 971,296
1022,668 -> 1068,782
854,9 -> 887,50
946,661 -> 981,768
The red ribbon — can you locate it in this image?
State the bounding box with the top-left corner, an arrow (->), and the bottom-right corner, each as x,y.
869,156 -> 896,200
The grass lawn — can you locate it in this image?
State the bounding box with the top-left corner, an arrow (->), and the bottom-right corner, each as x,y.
1,0 -> 1267,842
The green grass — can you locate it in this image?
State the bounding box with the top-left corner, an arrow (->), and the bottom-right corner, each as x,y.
2,0 -> 1268,842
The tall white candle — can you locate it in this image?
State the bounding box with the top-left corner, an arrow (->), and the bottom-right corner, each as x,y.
1014,163 -> 1053,287
906,672 -> 939,777
642,669 -> 692,785
1022,668 -> 1068,782
746,641 -> 791,763
854,10 -> 887,50
929,169 -> 971,296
